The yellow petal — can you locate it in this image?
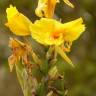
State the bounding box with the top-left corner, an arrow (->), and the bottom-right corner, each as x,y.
35,0 -> 74,18
45,0 -> 58,18
35,0 -> 46,17
63,0 -> 74,8
30,18 -> 64,45
55,46 -> 74,67
5,5 -> 32,36
35,0 -> 59,18
6,5 -> 19,21
61,18 -> 85,41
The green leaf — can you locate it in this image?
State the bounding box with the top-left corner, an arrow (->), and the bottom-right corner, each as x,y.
36,80 -> 47,96
15,62 -> 32,96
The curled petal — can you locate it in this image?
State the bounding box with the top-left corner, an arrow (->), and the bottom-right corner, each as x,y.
35,0 -> 59,18
55,46 -> 74,67
35,1 -> 46,17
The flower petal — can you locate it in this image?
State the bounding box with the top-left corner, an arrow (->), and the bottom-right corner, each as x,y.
5,5 -> 32,36
6,5 -> 19,21
61,18 -> 85,41
35,0 -> 59,18
55,46 -> 74,67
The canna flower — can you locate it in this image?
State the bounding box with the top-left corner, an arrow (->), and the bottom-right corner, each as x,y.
5,5 -> 32,36
30,18 -> 85,45
35,0 -> 74,18
30,18 -> 85,66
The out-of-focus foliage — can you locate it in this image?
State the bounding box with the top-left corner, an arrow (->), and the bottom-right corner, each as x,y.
0,0 -> 96,96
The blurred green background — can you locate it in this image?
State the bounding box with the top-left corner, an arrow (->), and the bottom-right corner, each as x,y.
0,0 -> 96,96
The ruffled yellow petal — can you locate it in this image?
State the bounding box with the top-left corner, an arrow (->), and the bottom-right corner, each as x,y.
5,5 -> 32,36
30,18 -> 64,45
63,0 -> 74,8
61,18 -> 85,41
35,0 -> 59,18
30,18 -> 85,46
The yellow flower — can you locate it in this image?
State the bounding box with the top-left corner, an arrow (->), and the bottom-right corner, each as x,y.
35,0 -> 74,18
30,17 -> 85,66
30,17 -> 85,45
5,5 -> 32,36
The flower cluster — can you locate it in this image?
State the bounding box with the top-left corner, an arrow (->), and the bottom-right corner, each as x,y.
5,0 -> 85,71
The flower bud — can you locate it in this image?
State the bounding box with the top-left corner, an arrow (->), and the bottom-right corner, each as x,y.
49,66 -> 58,79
